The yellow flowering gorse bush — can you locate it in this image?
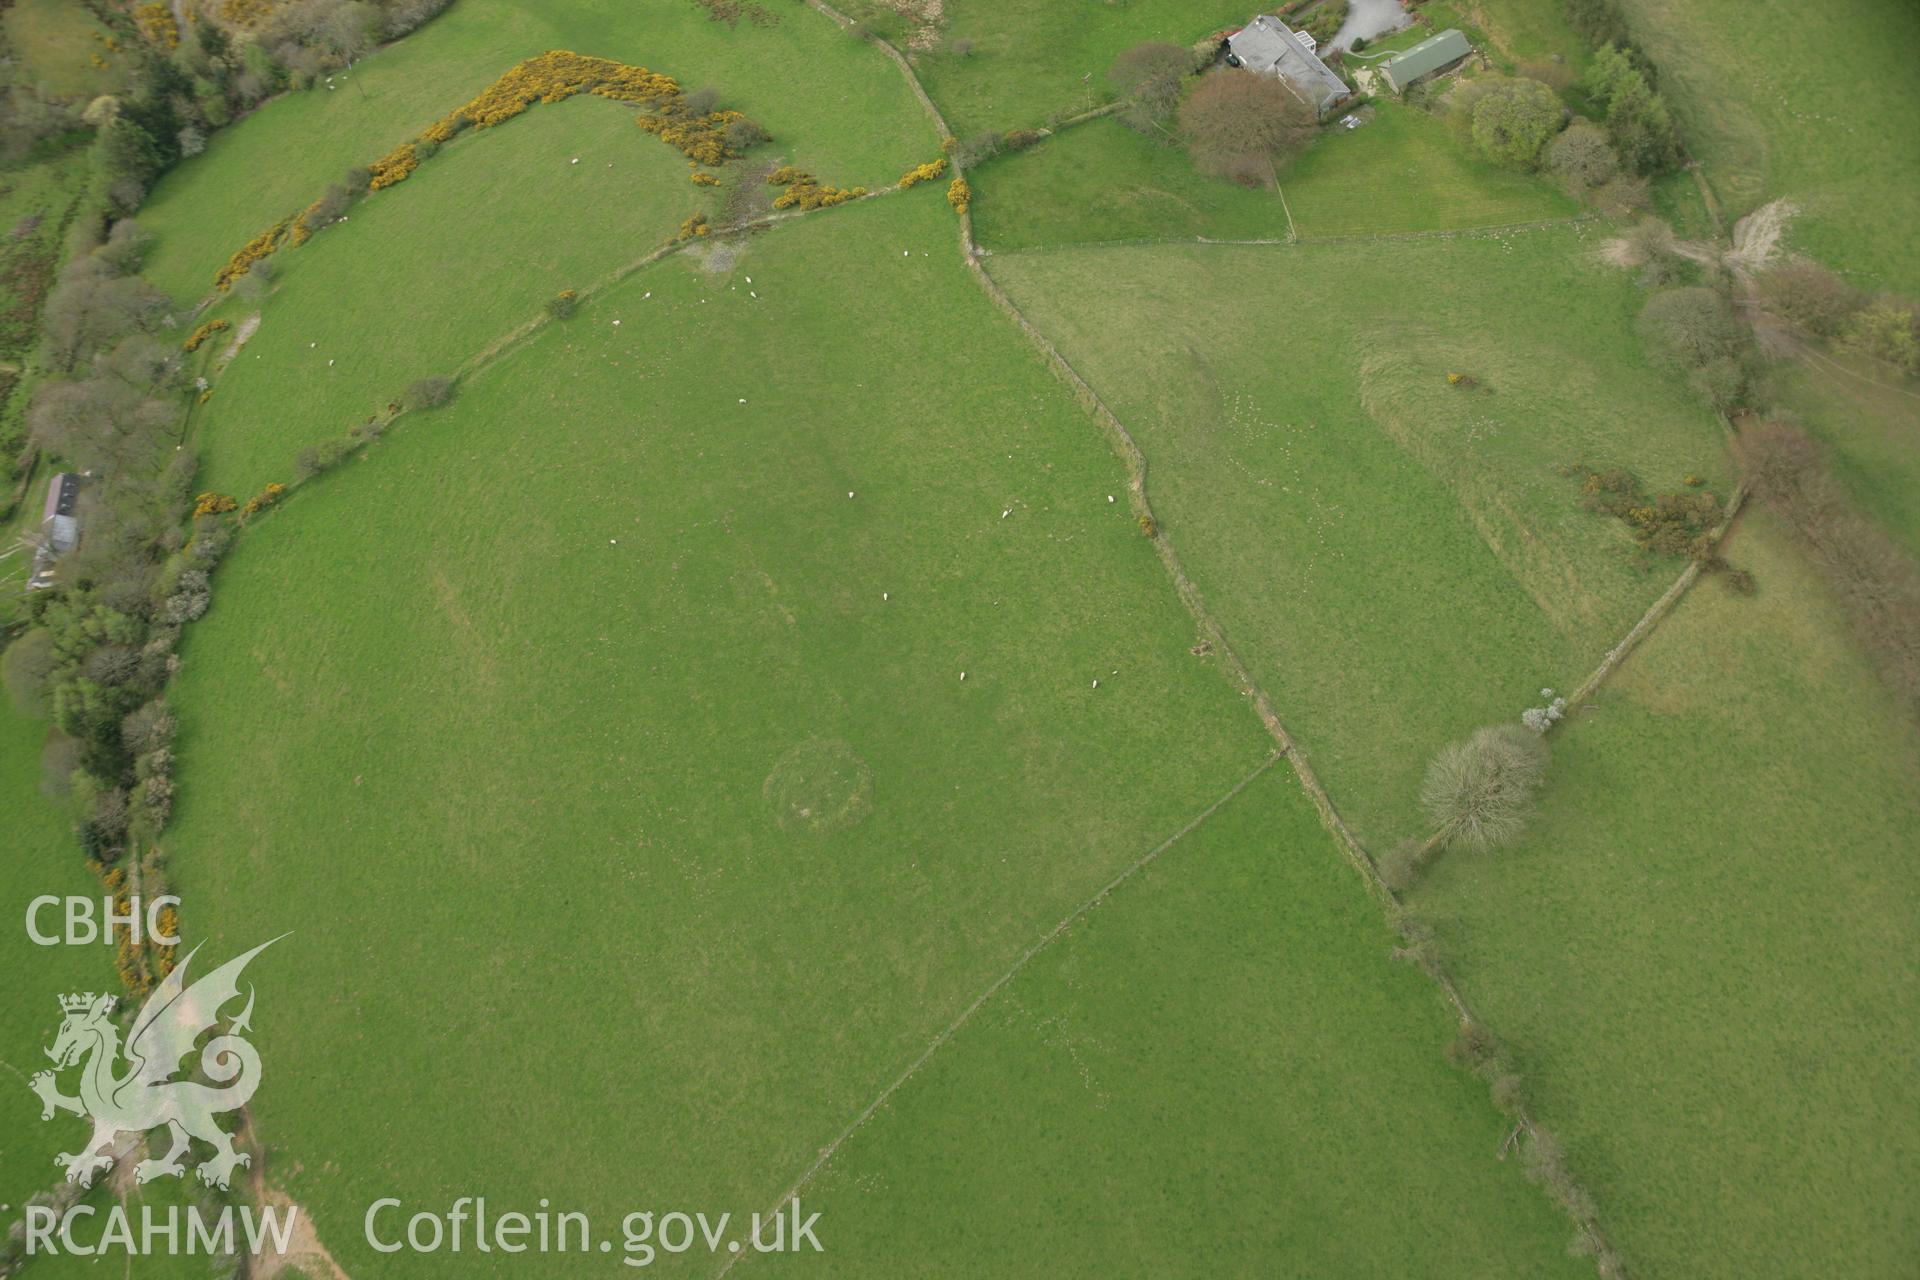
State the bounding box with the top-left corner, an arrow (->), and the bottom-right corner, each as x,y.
898,159 -> 947,188
214,217 -> 291,291
182,318 -> 231,352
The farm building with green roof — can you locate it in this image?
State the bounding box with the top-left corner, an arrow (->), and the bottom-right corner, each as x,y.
1381,29 -> 1472,93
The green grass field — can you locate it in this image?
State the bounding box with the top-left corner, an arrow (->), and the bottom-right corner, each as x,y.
183,95 -> 701,498
154,191 -> 1561,1274
989,226 -> 1725,844
1283,99 -> 1579,237
758,767 -> 1586,1276
1,0 -> 122,102
0,709 -> 214,1280
1436,0 -> 1590,73
970,100 -> 1576,250
1769,356 -> 1920,559
0,704 -> 116,1214
136,0 -> 932,305
852,0 -> 1248,138
970,118 -> 1293,250
1619,0 -> 1920,294
5,2 -> 1916,1274
1415,513 -> 1920,1277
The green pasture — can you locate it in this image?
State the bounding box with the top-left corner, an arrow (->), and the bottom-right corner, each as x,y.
1432,0 -> 1590,73
182,95 -> 699,499
5,3 -> 1913,1276
136,0 -> 932,305
869,0 -> 1248,138
2,0 -> 121,102
1282,97 -> 1579,237
1415,514 -> 1920,1277
970,101 -> 1576,250
1619,0 -> 1920,293
989,227 -> 1727,845
1769,356 -> 1920,560
758,767 -> 1586,1277
0,703 -> 116,1215
165,191 -> 1296,1274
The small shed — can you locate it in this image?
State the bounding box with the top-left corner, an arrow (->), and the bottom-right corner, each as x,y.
1226,15 -> 1350,114
41,471 -> 78,547
1382,28 -> 1472,93
27,472 -> 79,591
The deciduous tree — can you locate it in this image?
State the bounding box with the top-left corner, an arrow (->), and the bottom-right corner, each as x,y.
1109,42 -> 1192,134
1179,69 -> 1316,186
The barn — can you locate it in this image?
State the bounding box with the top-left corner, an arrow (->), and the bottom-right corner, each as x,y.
1381,29 -> 1473,94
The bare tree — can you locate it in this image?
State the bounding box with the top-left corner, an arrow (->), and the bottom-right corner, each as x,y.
1421,726 -> 1549,853
1179,69 -> 1316,185
1108,42 -> 1192,135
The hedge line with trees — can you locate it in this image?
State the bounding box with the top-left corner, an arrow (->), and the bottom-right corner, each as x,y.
0,0 -> 464,1000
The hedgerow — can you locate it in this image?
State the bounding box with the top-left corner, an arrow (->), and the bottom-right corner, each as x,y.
211,51 -> 770,288
239,481 -> 287,518
440,51 -> 678,131
767,167 -> 866,211
368,142 -> 419,191
214,216 -> 291,291
181,318 -> 230,352
636,108 -> 749,166
898,159 -> 947,188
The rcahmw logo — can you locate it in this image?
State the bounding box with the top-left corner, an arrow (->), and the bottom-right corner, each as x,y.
28,936 -> 282,1192
24,1202 -> 298,1261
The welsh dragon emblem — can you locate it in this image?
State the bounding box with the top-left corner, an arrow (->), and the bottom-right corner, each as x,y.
29,937 -> 281,1190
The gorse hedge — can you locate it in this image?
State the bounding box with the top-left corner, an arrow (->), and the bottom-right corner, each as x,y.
215,50 -> 774,291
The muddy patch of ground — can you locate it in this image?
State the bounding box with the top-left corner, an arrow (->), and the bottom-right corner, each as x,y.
218,313 -> 262,367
